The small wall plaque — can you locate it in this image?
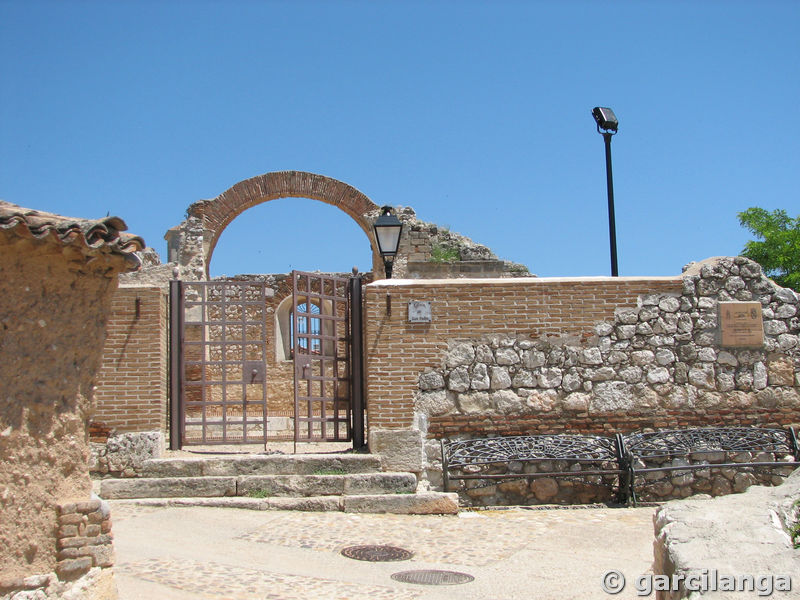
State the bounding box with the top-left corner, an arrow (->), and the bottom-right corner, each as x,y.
719,301 -> 764,347
408,300 -> 432,323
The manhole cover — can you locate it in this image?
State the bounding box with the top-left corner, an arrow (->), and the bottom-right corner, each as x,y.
340,545 -> 414,562
391,570 -> 475,585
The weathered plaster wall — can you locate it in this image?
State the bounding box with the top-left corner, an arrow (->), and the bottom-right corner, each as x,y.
0,247 -> 137,600
0,201 -> 140,596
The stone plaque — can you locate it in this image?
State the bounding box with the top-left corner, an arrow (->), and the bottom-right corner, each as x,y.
408,300 -> 432,323
719,301 -> 764,347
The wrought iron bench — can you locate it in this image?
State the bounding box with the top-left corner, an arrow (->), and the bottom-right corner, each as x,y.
441,434 -> 630,504
622,426 -> 800,505
440,427 -> 800,506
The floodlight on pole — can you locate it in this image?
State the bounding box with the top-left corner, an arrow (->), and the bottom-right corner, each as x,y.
592,106 -> 619,277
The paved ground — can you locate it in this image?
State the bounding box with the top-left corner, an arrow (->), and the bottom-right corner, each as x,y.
111,502 -> 658,600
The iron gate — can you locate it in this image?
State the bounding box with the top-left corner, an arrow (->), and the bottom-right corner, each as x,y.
292,271 -> 352,442
169,274 -> 365,449
171,280 -> 269,447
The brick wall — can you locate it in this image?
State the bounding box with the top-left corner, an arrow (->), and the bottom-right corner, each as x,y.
364,276 -> 683,429
94,287 -> 167,433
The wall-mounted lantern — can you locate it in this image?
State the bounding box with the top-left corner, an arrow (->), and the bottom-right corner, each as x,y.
373,205 -> 403,279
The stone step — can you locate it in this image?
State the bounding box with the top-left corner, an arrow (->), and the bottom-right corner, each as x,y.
99,472 -> 416,500
108,492 -> 460,515
139,454 -> 383,478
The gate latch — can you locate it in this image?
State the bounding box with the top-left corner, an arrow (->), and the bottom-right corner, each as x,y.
245,361 -> 266,384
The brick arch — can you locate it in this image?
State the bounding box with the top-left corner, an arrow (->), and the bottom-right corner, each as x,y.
188,171 -> 381,276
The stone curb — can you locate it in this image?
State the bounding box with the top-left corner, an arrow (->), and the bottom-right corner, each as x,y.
99,472 -> 418,499
140,453 -> 383,478
107,492 -> 459,515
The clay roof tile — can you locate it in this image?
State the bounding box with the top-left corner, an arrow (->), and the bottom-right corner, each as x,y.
0,200 -> 145,270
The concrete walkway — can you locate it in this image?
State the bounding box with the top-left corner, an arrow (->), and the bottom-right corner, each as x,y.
111,502 -> 657,600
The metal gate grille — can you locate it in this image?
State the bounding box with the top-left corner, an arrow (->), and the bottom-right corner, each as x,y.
179,281 -> 269,445
293,271 -> 352,442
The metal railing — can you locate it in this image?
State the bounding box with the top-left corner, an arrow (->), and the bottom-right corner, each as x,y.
441,426 -> 800,505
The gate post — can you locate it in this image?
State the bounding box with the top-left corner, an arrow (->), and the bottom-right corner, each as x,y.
349,273 -> 366,449
168,278 -> 184,450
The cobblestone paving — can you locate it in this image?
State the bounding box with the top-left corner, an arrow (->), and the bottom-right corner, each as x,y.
112,502 -> 657,600
237,510 -> 550,566
119,558 -> 422,600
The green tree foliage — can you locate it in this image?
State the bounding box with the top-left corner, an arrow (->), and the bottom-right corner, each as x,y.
738,207 -> 800,291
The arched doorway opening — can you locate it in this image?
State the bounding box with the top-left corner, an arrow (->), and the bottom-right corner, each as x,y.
172,172 -> 376,449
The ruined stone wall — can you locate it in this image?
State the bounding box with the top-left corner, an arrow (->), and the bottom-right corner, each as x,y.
0,240 -> 129,593
94,286 -> 167,434
391,207 -> 529,279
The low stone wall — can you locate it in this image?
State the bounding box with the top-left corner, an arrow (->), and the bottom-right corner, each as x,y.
1,495 -> 118,599
653,469 -> 800,599
55,498 -> 115,581
448,460 -> 620,507
444,446 -> 797,507
632,450 -> 796,502
0,496 -> 117,599
89,431 -> 164,478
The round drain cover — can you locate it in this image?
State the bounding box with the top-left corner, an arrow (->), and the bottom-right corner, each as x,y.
340,545 -> 414,562
391,570 -> 475,586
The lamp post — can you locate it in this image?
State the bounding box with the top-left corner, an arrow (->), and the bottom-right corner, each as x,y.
373,205 -> 403,279
592,106 -> 619,277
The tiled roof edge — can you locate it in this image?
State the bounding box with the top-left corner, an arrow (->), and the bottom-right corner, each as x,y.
0,201 -> 145,270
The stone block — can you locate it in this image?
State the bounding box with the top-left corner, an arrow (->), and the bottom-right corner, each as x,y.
538,367 -> 562,389
56,557 -> 92,581
342,492 -> 458,515
238,474 -> 346,497
445,343 -> 475,367
521,350 -> 546,368
590,381 -> 635,411
88,544 -> 115,568
768,356 -> 795,386
447,366 -> 470,392
489,366 -> 511,390
418,371 -> 445,391
495,347 -> 520,365
457,391 -> 491,414
646,367 -> 670,384
562,392 -> 589,412
100,476 -> 237,499
369,429 -> 424,473
141,457 -> 206,478
530,477 -> 558,501
342,473 -> 417,495
415,390 -> 454,416
469,363 -> 490,390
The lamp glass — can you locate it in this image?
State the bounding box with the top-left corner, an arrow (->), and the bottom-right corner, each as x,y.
375,223 -> 402,256
373,209 -> 403,257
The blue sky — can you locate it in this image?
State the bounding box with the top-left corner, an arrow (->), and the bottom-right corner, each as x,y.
1,0 -> 798,278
